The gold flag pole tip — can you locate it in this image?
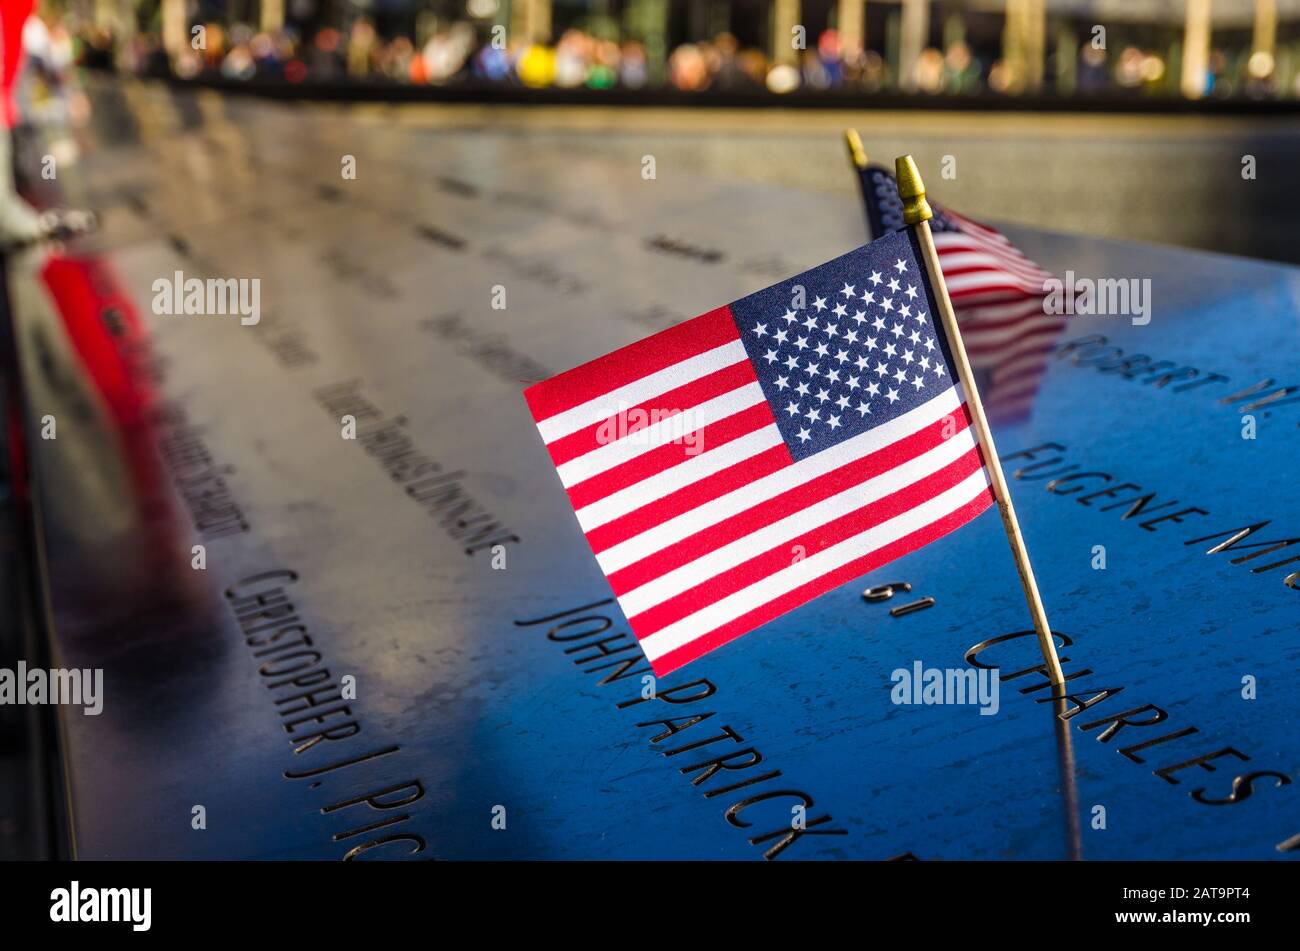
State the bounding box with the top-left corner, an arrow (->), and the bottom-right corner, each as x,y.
894,155 -> 932,224
843,129 -> 868,169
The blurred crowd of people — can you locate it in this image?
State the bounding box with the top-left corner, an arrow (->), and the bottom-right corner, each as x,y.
0,0 -> 92,246
69,16 -> 1295,100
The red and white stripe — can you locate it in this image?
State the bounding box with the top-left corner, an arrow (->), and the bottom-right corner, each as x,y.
931,230 -> 1049,304
929,207 -> 1066,421
526,307 -> 995,675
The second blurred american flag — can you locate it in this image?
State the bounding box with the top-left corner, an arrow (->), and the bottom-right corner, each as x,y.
855,163 -> 1066,422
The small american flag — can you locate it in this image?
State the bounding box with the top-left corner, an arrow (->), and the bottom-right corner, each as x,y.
856,164 -> 1065,423
525,229 -> 995,675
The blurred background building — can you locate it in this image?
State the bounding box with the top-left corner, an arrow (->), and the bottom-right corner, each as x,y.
59,0 -> 1300,101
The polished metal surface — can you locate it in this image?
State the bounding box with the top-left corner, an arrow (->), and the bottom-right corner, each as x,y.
7,79 -> 1299,859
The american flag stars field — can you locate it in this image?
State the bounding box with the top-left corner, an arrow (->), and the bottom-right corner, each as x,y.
732,231 -> 954,462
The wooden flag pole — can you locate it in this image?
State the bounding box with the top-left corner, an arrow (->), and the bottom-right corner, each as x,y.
844,129 -> 874,241
894,154 -> 1066,687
